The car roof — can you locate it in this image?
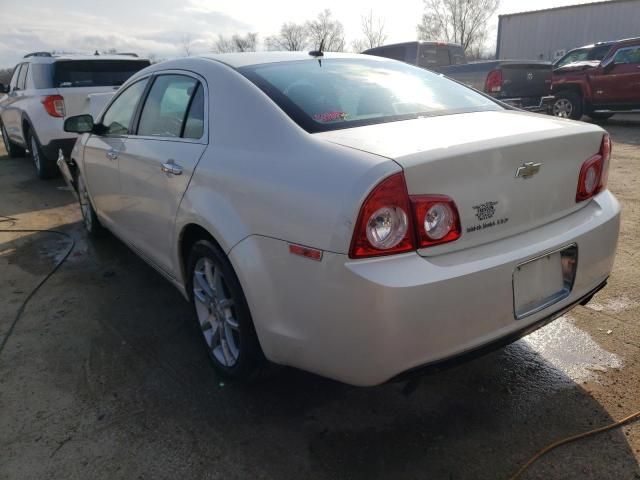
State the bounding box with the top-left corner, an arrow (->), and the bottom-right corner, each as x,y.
572,36 -> 640,51
200,51 -> 386,69
22,54 -> 148,64
362,41 -> 463,52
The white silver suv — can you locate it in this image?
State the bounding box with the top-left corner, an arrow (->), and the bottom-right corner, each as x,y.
0,52 -> 149,178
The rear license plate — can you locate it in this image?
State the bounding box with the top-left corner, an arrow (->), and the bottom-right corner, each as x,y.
513,245 -> 577,319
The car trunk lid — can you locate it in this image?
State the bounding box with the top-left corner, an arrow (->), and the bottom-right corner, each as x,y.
315,110 -> 605,256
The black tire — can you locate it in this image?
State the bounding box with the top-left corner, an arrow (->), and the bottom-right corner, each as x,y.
588,112 -> 614,121
1,122 -> 26,158
187,239 -> 264,381
552,91 -> 583,120
27,129 -> 57,179
77,171 -> 106,238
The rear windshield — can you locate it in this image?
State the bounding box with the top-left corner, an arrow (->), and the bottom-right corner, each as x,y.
239,58 -> 501,133
53,60 -> 150,88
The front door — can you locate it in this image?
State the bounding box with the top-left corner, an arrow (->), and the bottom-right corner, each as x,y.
116,73 -> 207,275
592,45 -> 640,106
82,77 -> 149,229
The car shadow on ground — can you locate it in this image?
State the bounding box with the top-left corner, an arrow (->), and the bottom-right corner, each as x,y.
0,156 -> 75,218
1,225 -> 638,480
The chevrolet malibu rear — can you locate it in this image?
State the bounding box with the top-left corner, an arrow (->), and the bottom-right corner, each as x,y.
69,53 -> 620,387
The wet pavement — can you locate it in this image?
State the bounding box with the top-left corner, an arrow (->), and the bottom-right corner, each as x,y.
1,116 -> 639,479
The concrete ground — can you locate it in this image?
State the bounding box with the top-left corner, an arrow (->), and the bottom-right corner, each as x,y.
0,116 -> 639,480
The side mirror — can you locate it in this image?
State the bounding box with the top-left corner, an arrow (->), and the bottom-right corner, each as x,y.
0,83 -> 9,94
601,59 -> 615,73
64,114 -> 94,134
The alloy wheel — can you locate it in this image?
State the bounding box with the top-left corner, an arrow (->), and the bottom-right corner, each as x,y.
193,257 -> 240,367
553,99 -> 573,118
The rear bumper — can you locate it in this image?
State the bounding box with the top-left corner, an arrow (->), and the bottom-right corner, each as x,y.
502,95 -> 555,113
230,190 -> 620,386
391,277 -> 608,382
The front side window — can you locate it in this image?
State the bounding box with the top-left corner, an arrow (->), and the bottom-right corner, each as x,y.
239,58 -> 501,133
101,78 -> 148,135
137,75 -> 198,138
614,46 -> 640,65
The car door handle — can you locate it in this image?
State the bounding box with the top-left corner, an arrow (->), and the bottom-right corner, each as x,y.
161,161 -> 182,176
106,150 -> 118,160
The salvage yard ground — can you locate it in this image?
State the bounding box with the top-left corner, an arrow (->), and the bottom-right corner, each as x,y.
1,116 -> 639,479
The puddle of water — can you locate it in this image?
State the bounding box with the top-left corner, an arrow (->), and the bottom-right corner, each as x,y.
588,296 -> 639,314
523,315 -> 622,382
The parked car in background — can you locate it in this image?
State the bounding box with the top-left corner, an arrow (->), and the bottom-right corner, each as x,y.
0,52 -> 149,178
363,41 -> 554,113
59,52 -> 619,386
551,37 -> 640,120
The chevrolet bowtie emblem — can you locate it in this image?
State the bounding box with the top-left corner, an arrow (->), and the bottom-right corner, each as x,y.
515,162 -> 542,178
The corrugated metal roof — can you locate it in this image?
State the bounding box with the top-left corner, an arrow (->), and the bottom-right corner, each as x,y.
499,0 -> 639,18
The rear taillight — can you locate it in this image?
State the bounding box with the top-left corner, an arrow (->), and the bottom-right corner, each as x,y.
576,134 -> 611,202
349,173 -> 414,259
42,95 -> 65,117
485,69 -> 502,93
349,173 -> 461,259
411,195 -> 461,248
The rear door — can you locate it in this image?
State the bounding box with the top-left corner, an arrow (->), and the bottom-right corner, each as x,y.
116,72 -> 207,274
82,77 -> 149,228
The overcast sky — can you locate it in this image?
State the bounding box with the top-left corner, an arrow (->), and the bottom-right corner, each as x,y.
0,0 -> 604,67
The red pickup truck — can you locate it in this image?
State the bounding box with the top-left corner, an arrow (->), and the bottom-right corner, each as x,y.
551,37 -> 640,120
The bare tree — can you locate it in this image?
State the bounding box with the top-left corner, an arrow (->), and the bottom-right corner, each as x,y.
181,34 -> 194,57
212,33 -> 258,53
357,10 -> 387,51
417,0 -> 499,54
306,9 -> 346,52
0,68 -> 13,85
266,22 -> 309,51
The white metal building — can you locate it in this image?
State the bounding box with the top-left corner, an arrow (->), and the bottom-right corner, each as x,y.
496,0 -> 640,60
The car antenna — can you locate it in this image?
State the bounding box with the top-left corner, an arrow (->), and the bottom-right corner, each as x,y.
94,50 -> 100,56
309,38 -> 325,66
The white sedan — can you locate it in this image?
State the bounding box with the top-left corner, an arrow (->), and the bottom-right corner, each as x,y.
60,52 -> 620,386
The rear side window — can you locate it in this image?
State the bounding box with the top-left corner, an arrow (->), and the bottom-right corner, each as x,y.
137,75 -> 199,138
183,85 -> 205,139
239,58 -> 501,133
450,47 -> 466,65
419,45 -> 450,68
614,46 -> 640,65
101,79 -> 149,135
53,60 -> 150,88
377,46 -> 408,61
17,64 -> 29,90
